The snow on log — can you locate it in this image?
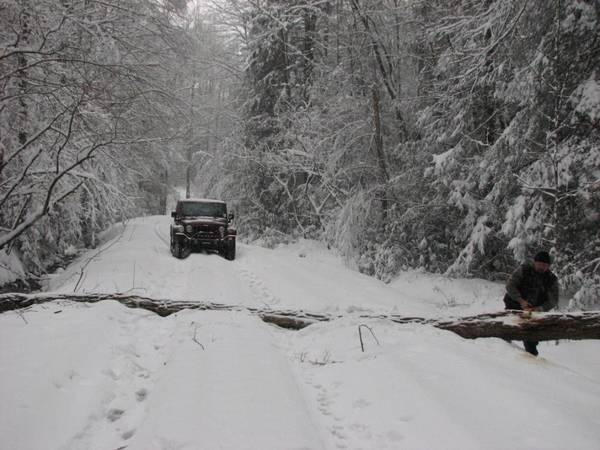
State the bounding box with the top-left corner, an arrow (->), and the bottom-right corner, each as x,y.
0,292 -> 329,328
1,292 -> 599,341
0,292 -> 237,317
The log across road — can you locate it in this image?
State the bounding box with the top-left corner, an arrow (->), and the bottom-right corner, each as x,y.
2,292 -> 599,342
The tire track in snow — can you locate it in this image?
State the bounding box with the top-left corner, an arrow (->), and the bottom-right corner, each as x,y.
153,221 -> 169,247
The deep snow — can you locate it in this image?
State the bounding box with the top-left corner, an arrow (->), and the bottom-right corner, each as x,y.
1,216 -> 599,450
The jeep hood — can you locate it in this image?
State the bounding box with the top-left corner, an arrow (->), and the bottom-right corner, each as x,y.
181,217 -> 227,226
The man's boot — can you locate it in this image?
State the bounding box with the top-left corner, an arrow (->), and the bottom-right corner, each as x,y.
523,340 -> 539,356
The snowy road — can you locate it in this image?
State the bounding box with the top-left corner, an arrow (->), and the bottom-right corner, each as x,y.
46,216 -> 437,316
1,216 -> 600,449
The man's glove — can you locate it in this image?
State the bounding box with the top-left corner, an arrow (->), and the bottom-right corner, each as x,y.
518,298 -> 535,311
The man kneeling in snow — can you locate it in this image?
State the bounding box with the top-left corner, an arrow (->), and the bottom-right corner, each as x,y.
503,251 -> 559,356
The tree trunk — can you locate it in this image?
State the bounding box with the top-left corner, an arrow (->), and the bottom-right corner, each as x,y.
186,80 -> 196,200
372,87 -> 389,220
160,167 -> 168,215
421,311 -> 600,341
1,292 -> 599,341
349,0 -> 408,139
302,7 -> 317,100
17,7 -> 30,147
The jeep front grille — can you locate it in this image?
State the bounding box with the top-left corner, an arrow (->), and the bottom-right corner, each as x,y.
195,232 -> 218,239
192,227 -> 219,239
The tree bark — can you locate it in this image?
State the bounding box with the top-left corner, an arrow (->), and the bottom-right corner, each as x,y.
1,292 -> 599,341
17,7 -> 30,147
372,87 -> 389,219
418,311 -> 600,341
348,0 -> 408,139
302,7 -> 317,100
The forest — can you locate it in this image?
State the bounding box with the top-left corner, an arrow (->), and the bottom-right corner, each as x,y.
1,0 -> 599,308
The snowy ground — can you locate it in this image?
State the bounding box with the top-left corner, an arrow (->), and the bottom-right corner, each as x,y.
1,216 -> 599,450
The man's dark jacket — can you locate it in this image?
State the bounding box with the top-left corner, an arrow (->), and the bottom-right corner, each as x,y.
504,262 -> 559,311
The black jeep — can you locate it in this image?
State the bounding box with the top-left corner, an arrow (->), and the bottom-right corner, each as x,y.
170,199 -> 236,260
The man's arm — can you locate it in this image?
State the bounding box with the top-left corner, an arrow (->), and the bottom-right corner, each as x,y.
506,265 -> 525,303
539,278 -> 559,311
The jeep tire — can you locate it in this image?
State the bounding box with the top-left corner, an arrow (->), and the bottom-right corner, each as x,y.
171,236 -> 190,259
224,240 -> 236,261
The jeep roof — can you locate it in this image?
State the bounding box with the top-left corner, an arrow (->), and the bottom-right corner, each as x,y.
177,198 -> 226,204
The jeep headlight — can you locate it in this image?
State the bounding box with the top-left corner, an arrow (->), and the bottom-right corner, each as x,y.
173,224 -> 184,232
219,226 -> 225,237
185,225 -> 193,233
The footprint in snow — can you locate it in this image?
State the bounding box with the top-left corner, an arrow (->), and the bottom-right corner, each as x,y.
397,414 -> 414,423
386,430 -> 405,442
318,407 -> 332,416
122,429 -> 136,440
135,388 -> 148,401
331,426 -> 347,439
353,398 -> 370,409
107,408 -> 125,422
350,423 -> 368,432
103,368 -> 120,381
238,267 -> 281,306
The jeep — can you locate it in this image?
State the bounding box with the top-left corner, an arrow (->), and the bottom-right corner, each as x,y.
170,199 -> 236,260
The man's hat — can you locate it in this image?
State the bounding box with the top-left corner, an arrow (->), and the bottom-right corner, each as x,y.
534,251 -> 552,264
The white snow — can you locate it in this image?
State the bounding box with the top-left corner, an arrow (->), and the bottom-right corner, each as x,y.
1,216 -> 599,450
572,73 -> 600,122
0,248 -> 26,285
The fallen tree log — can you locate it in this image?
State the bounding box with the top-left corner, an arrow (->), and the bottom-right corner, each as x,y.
426,311 -> 600,341
0,292 -> 330,328
0,292 -> 237,316
1,292 -> 599,340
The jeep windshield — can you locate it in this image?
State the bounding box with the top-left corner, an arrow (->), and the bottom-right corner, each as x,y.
179,202 -> 226,218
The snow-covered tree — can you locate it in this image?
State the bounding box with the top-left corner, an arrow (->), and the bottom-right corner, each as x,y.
205,0 -> 599,306
0,0 -> 193,278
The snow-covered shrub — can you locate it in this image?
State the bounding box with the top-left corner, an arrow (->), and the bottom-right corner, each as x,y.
0,249 -> 26,287
568,275 -> 600,311
326,190 -> 376,270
